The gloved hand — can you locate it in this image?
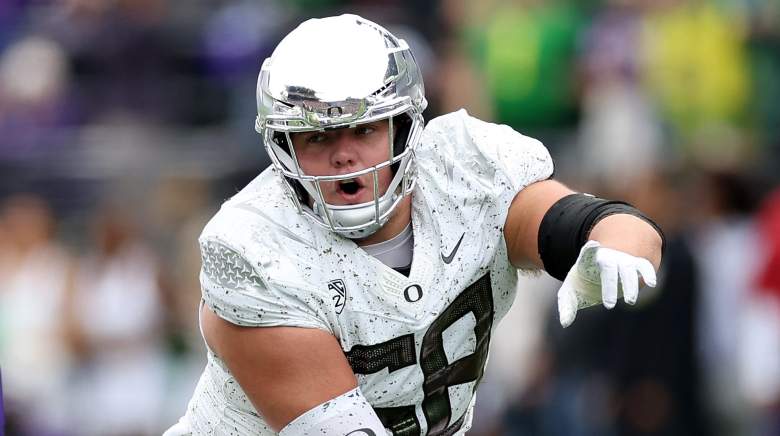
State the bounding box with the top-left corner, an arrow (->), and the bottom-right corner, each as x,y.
557,240 -> 657,328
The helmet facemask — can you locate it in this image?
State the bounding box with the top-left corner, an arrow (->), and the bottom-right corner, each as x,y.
255,14 -> 428,239
262,112 -> 424,239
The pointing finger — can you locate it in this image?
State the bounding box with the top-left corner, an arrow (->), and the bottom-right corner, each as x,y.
636,257 -> 657,287
619,263 -> 639,305
599,258 -> 618,309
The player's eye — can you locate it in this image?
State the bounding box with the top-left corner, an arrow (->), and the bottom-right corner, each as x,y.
355,125 -> 375,136
306,132 -> 328,144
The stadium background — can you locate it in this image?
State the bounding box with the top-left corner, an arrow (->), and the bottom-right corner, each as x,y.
1,0 -> 779,434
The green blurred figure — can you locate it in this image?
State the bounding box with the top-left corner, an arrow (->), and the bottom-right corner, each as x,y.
464,0 -> 586,131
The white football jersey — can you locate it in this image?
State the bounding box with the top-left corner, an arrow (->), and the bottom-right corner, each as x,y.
178,110 -> 553,435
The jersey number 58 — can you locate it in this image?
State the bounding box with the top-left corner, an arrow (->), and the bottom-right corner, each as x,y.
345,274 -> 494,436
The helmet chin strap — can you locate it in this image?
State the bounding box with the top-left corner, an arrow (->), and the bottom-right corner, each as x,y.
312,200 -> 390,239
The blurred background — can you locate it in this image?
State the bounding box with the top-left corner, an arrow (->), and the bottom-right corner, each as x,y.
1,0 -> 779,435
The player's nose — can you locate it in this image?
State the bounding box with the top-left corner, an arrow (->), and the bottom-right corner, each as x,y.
330,135 -> 359,169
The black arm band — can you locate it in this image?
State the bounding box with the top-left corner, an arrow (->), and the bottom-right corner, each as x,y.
537,193 -> 665,281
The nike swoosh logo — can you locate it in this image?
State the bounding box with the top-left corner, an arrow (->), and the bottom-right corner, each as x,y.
441,233 -> 465,264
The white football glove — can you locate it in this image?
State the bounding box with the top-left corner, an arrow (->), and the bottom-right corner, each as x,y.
557,240 -> 657,328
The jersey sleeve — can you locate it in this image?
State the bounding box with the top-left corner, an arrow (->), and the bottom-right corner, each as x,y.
199,238 -> 333,333
422,109 -> 554,216
417,110 -> 555,277
456,109 -> 553,192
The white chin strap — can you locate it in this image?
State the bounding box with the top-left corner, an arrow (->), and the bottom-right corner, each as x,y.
312,188 -> 399,239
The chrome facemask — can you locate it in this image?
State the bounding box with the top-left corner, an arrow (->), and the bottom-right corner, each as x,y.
255,14 -> 427,239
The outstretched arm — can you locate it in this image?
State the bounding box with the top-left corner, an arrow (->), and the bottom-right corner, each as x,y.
503,179 -> 664,326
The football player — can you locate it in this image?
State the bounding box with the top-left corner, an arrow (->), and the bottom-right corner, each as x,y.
166,14 -> 663,436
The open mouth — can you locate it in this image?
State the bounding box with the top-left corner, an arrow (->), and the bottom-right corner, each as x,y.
336,177 -> 365,199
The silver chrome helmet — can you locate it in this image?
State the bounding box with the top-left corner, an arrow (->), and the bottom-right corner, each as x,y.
255,14 -> 427,239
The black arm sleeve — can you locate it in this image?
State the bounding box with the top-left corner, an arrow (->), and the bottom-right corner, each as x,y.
537,193 -> 665,281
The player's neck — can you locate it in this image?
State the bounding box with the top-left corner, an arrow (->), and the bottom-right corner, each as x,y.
355,196 -> 412,247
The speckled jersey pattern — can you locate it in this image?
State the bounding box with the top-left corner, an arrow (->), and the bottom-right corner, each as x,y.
181,110 -> 553,435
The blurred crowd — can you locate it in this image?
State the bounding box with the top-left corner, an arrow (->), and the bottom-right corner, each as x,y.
1,0 -> 779,435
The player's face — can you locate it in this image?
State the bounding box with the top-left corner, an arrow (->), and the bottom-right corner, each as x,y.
291,120 -> 394,206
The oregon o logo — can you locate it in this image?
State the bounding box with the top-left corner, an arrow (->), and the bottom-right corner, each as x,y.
327,106 -> 344,117
403,284 -> 423,303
